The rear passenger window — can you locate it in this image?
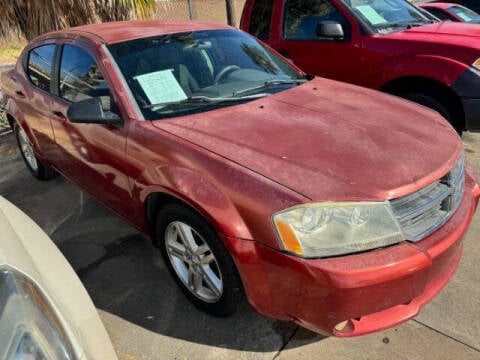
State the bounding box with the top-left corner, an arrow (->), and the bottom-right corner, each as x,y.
249,0 -> 274,41
59,45 -> 109,103
27,44 -> 56,92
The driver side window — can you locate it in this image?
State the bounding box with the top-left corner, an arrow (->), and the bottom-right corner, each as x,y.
58,45 -> 111,106
283,0 -> 350,40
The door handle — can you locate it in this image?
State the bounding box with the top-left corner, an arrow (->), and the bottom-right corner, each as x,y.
15,90 -> 26,98
52,110 -> 67,121
278,49 -> 290,57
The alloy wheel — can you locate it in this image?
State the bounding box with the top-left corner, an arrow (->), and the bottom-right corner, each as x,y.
165,221 -> 223,303
18,127 -> 38,171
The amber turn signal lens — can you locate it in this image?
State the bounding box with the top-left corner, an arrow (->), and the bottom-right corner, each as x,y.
275,220 -> 303,255
473,58 -> 480,70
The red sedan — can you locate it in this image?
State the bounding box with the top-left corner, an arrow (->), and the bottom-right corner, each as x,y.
420,2 -> 480,23
1,20 -> 479,337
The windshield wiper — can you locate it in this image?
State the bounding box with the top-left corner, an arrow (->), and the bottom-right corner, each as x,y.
405,20 -> 436,28
143,93 -> 269,110
376,19 -> 435,32
232,78 -> 308,96
376,22 -> 410,31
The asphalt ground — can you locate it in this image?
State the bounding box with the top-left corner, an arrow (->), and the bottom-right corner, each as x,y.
0,131 -> 479,360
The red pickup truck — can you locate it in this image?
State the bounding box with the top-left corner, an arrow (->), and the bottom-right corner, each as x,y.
240,0 -> 480,133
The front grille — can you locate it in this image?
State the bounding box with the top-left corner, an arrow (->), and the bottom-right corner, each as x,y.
389,154 -> 465,242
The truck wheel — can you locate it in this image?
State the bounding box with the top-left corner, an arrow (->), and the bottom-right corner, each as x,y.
399,92 -> 462,135
14,123 -> 58,180
155,203 -> 244,317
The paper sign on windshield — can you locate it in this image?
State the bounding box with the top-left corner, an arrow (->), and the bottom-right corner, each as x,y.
356,5 -> 387,25
134,69 -> 187,105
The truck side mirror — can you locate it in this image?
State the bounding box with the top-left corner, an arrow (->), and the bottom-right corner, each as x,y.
316,21 -> 345,40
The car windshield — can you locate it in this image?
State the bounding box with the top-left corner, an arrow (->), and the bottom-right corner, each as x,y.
449,5 -> 480,23
108,29 -> 306,120
343,0 -> 434,34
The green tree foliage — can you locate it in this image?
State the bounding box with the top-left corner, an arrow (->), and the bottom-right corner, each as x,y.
0,0 -> 156,40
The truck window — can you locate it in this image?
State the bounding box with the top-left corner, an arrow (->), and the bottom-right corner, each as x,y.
424,8 -> 454,21
284,0 -> 349,40
249,0 -> 274,41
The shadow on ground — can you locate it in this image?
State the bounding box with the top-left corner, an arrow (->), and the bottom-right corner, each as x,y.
0,133 -> 324,352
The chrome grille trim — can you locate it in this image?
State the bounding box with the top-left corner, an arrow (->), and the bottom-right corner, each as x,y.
389,154 -> 465,242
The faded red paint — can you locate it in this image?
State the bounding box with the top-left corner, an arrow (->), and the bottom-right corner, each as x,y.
1,21 -> 479,336
420,3 -> 476,22
241,0 -> 480,131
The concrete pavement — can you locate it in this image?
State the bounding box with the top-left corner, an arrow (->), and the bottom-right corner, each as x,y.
0,132 -> 479,360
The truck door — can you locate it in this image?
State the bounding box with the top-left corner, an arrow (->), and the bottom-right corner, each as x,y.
267,0 -> 366,85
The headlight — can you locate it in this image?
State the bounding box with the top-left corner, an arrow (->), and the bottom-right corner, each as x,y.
0,268 -> 76,360
272,202 -> 404,258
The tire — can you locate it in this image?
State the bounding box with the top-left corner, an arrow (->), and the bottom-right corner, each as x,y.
155,203 -> 243,317
399,92 -> 462,135
14,123 -> 58,180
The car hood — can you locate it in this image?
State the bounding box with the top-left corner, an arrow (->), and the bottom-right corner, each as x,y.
153,78 -> 463,201
406,21 -> 480,36
388,21 -> 480,47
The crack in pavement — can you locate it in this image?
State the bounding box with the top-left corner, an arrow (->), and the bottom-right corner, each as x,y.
75,234 -> 144,279
413,319 -> 480,353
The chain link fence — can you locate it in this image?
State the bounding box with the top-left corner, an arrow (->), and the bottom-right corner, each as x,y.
154,0 -> 246,26
0,93 -> 9,135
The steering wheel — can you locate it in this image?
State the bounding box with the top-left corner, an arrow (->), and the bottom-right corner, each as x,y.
214,65 -> 240,84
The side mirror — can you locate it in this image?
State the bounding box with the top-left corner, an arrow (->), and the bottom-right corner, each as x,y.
66,97 -> 121,125
316,21 -> 345,40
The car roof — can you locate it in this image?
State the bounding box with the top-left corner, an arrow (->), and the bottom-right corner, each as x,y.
42,20 -> 233,45
421,2 -> 460,9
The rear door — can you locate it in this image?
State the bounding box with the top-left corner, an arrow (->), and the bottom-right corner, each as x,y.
15,43 -> 57,158
48,41 -> 133,217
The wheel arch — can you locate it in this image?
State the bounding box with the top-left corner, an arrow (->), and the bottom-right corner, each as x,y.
4,99 -> 33,138
380,75 -> 465,131
143,183 -> 253,244
145,191 -> 193,242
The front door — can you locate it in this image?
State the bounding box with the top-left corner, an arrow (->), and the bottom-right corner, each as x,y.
271,0 -> 366,85
49,42 -> 132,217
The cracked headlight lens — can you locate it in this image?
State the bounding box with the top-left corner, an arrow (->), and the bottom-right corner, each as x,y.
272,202 -> 404,258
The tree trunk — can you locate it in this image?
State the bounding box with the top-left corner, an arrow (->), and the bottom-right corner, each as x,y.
225,0 -> 235,27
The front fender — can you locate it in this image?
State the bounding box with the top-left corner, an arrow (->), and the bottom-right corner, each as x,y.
373,54 -> 469,89
138,166 -> 253,240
